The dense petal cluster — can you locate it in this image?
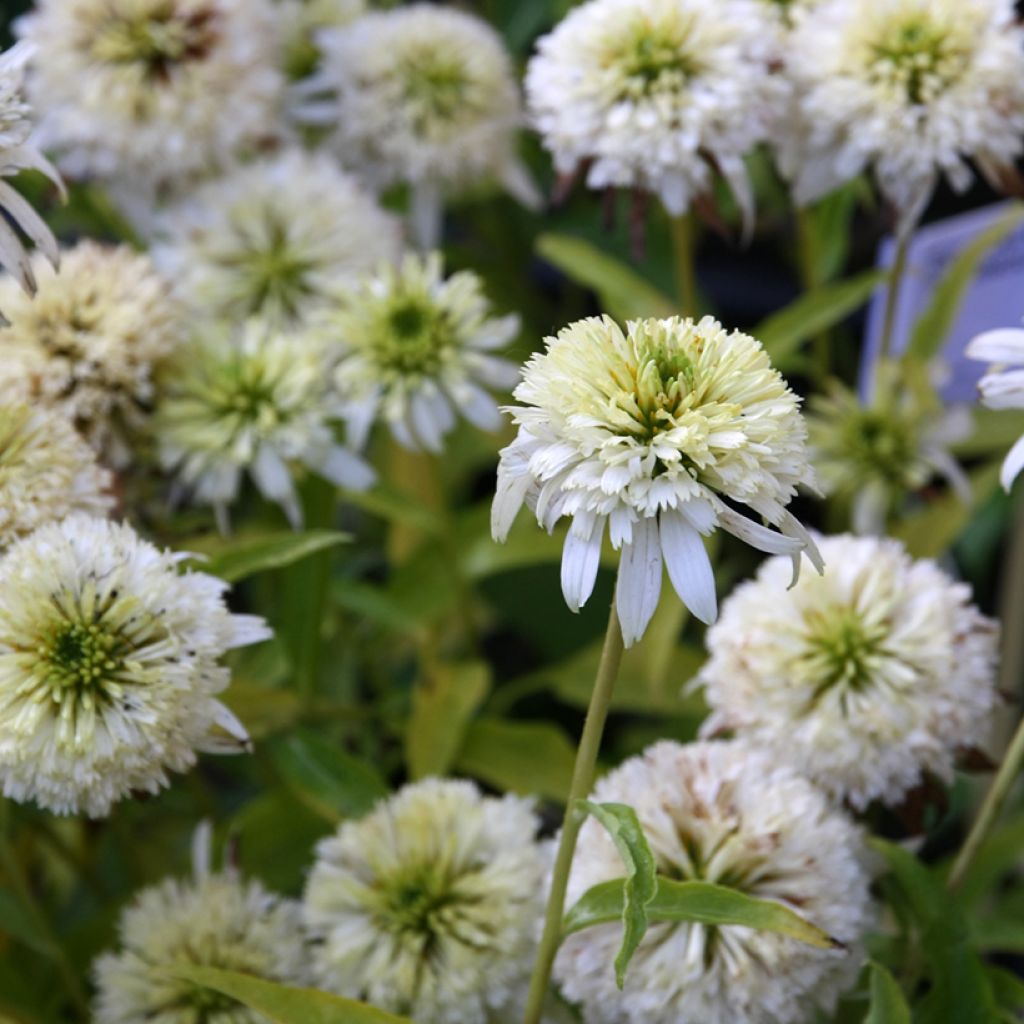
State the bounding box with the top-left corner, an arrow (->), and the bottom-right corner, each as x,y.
153,149 -> 401,328
0,403 -> 112,550
303,778 -> 548,1024
556,740 -> 872,1024
492,315 -> 820,645
303,5 -> 534,206
326,253 -> 520,452
698,534 -> 998,809
966,325 -> 1024,490
94,826 -> 310,1022
525,0 -> 784,224
0,241 -> 183,465
17,0 -> 284,191
0,514 -> 268,817
155,320 -> 374,530
783,0 -> 1024,223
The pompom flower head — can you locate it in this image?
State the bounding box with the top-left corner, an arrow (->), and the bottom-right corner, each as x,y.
153,150 -> 401,329
326,253 -> 520,453
0,241 -> 183,465
93,824 -> 311,1022
17,0 -> 284,193
697,534 -> 998,809
302,778 -> 548,1024
525,0 -> 784,226
0,514 -> 269,817
0,403 -> 112,550
783,0 -> 1024,226
155,319 -> 374,531
492,315 -> 820,646
556,740 -> 872,1024
966,324 -> 1024,490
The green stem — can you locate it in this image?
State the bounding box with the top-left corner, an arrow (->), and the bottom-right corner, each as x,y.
669,212 -> 698,317
878,231 -> 911,367
523,600 -> 625,1024
796,206 -> 831,384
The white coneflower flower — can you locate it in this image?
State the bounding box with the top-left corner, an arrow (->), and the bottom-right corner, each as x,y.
325,252 -> 520,453
783,0 -> 1024,226
156,320 -> 374,531
697,534 -> 998,809
556,740 -> 871,1024
299,4 -> 537,245
808,367 -> 970,534
0,403 -> 112,550
525,0 -> 785,228
94,824 -> 311,1022
0,42 -> 62,308
0,514 -> 269,817
303,778 -> 548,1024
0,241 -> 183,465
153,150 -> 401,329
17,0 -> 284,192
492,315 -> 820,646
966,324 -> 1024,490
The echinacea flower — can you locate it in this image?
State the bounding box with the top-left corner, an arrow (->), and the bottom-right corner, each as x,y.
525,0 -> 785,228
93,823 -> 311,1022
0,514 -> 269,817
697,533 -> 998,809
492,315 -> 820,646
0,241 -> 183,465
155,319 -> 374,531
325,252 -> 520,452
0,403 -> 112,550
966,324 -> 1024,490
302,778 -> 548,1024
556,740 -> 872,1024
153,149 -> 401,329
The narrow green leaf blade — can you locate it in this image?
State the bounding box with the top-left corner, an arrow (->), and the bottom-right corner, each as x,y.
0,889 -> 57,957
186,530 -> 350,583
169,965 -> 410,1024
577,801 -> 658,988
865,962 -> 911,1024
564,877 -> 838,950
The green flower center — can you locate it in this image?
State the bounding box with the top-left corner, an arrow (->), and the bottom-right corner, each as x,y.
802,605 -> 889,699
400,51 -> 472,130
372,863 -> 471,947
843,410 -> 917,486
371,296 -> 455,377
868,16 -> 967,103
41,621 -> 126,692
612,22 -> 703,99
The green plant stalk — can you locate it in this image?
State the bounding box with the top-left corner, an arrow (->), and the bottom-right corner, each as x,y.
878,231 -> 911,367
523,599 -> 625,1024
669,212 -> 698,318
796,206 -> 831,384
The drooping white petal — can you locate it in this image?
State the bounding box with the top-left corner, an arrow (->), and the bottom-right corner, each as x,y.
315,445 -> 376,492
615,516 -> 662,647
561,516 -> 605,613
716,506 -> 805,558
966,328 -> 1024,366
659,511 -> 716,625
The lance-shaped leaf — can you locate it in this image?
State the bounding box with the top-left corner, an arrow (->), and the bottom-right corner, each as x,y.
865,962 -> 911,1024
184,530 -> 350,583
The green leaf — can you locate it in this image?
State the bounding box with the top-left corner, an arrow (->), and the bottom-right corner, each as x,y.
343,481 -> 444,534
564,877 -> 838,950
406,661 -> 491,779
754,269 -> 887,366
577,801 -> 658,987
220,685 -> 303,741
455,717 -> 576,801
904,202 -> 1024,364
536,233 -> 676,321
987,965 -> 1024,1016
169,965 -> 410,1023
185,530 -> 350,583
864,962 -> 911,1024
0,890 -> 57,958
269,730 -> 388,823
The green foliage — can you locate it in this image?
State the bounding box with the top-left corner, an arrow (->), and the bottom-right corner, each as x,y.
864,963 -> 911,1024
185,530 -> 351,583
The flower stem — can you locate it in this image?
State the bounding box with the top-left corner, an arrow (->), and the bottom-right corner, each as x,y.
878,230 -> 911,366
796,205 -> 831,384
669,212 -> 698,317
523,599 -> 625,1024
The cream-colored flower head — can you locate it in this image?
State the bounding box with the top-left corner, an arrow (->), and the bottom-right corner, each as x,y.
94,824 -> 311,1022
492,315 -> 820,646
0,403 -> 112,550
0,514 -> 269,817
303,778 -> 547,1024
0,42 -> 62,312
526,0 -> 785,226
302,5 -> 536,206
966,325 -> 1024,490
326,252 -> 520,453
155,319 -> 374,532
557,740 -> 872,1024
808,365 -> 970,534
0,241 -> 183,466
698,534 -> 999,809
153,150 -> 401,329
783,0 -> 1024,226
17,0 -> 284,191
